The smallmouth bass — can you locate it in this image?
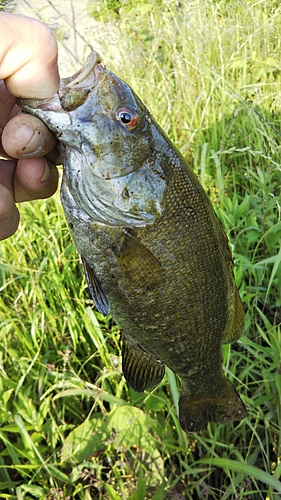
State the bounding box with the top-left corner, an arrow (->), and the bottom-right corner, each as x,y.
18,51 -> 247,432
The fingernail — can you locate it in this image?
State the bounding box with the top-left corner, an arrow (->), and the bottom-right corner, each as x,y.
39,158 -> 53,184
17,129 -> 45,157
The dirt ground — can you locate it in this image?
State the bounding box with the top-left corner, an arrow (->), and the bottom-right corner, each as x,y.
9,0 -> 117,77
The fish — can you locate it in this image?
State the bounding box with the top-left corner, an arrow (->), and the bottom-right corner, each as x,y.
17,51 -> 247,432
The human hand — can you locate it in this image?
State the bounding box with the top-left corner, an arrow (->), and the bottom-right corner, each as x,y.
0,12 -> 60,240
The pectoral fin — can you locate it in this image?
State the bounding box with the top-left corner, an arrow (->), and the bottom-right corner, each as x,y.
82,257 -> 110,316
115,230 -> 163,291
122,334 -> 165,392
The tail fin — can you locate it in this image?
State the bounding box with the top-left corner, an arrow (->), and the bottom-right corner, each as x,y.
179,379 -> 247,433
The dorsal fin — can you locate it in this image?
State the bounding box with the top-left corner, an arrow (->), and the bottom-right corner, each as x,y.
222,287 -> 245,344
81,257 -> 110,316
122,334 -> 165,392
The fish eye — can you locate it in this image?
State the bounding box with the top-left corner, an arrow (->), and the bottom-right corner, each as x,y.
116,107 -> 138,130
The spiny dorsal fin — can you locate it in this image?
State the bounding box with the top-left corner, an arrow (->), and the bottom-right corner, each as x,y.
82,257 -> 110,316
122,334 -> 165,392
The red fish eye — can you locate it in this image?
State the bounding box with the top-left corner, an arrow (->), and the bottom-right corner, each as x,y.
116,107 -> 138,129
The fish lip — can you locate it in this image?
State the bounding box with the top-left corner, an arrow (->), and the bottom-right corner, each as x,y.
16,92 -> 62,112
60,51 -> 102,92
58,51 -> 106,111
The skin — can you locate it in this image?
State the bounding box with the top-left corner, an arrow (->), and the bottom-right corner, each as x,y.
0,13 -> 60,240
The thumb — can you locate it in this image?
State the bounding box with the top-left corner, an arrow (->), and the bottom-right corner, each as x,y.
0,13 -> 59,98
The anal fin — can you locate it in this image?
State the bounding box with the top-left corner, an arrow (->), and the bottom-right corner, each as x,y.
82,257 -> 110,316
122,334 -> 165,392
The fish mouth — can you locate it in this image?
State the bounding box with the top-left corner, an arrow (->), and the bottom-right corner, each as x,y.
61,51 -> 102,90
59,51 -> 104,111
16,51 -> 104,113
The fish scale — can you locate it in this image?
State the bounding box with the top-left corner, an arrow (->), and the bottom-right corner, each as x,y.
17,51 -> 247,432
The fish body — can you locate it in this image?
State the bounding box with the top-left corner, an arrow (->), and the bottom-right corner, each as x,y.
18,52 -> 247,432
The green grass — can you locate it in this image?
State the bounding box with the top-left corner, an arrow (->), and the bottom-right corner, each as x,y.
1,0 -> 281,498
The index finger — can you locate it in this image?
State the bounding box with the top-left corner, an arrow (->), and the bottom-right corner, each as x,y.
0,13 -> 59,98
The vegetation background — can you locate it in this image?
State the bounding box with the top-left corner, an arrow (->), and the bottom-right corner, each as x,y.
0,0 -> 281,498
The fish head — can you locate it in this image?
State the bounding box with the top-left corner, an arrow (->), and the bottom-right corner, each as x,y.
17,51 -> 168,227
